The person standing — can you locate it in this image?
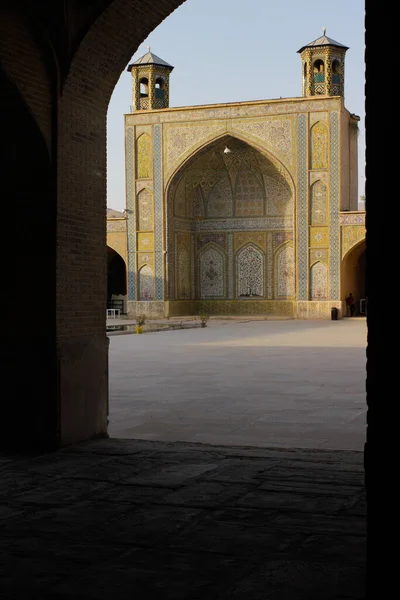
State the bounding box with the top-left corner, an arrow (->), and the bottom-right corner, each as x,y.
345,292 -> 355,317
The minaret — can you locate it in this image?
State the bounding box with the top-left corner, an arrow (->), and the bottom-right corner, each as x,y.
297,28 -> 349,98
127,47 -> 174,111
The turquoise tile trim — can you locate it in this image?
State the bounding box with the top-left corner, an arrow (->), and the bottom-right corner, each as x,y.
329,112 -> 340,300
154,125 -> 164,300
126,127 -> 136,300
298,114 -> 308,300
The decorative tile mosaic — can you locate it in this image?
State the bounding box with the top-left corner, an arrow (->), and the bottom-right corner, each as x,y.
310,248 -> 328,266
185,217 -> 293,232
264,176 -> 293,216
232,117 -> 294,169
236,244 -> 265,298
206,176 -> 233,218
107,221 -> 126,232
339,213 -> 365,225
138,264 -> 154,301
136,180 -> 153,192
227,233 -> 234,299
137,188 -> 153,231
173,179 -> 187,218
341,225 -> 365,258
267,232 -> 273,299
329,112 -> 340,299
125,97 -> 341,126
166,123 -> 226,174
235,168 -> 264,216
234,232 -> 266,252
153,124 -> 163,299
137,252 -> 154,268
310,171 -> 328,185
311,122 -> 328,170
310,112 -> 328,126
136,134 -> 151,178
196,233 -> 227,251
309,226 -> 328,247
137,232 -> 154,251
178,299 -> 294,316
275,244 -> 295,298
297,114 -> 308,300
199,246 -> 225,298
310,181 -> 327,225
310,261 -> 328,300
273,231 -> 293,249
176,232 -> 191,247
177,244 -> 191,299
126,127 -> 136,300
191,233 -> 195,299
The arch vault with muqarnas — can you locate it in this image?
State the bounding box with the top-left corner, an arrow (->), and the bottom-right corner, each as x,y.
122,34 -> 365,320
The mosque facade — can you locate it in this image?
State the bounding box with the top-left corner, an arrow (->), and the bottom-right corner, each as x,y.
107,31 -> 366,319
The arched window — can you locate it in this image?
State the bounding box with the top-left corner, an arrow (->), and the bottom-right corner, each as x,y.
303,62 -> 308,88
313,60 -> 325,82
139,77 -> 149,98
155,77 -> 165,100
332,59 -> 341,84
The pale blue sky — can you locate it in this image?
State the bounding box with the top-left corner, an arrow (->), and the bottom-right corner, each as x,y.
106,0 -> 365,211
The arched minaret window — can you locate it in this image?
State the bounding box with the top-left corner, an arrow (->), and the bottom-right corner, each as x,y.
139,78 -> 149,98
155,77 -> 165,100
303,62 -> 308,94
313,60 -> 325,83
332,59 -> 341,84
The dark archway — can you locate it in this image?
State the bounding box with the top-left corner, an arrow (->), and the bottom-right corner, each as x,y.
107,246 -> 127,311
341,240 -> 366,315
0,65 -> 58,451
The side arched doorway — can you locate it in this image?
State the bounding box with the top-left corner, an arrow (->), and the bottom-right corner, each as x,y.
107,247 -> 127,314
341,240 -> 366,315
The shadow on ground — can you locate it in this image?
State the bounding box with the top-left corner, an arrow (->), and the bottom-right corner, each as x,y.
0,438 -> 365,599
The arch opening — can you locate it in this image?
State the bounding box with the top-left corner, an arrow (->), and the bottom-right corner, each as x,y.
166,134 -> 294,312
107,246 -> 127,314
341,240 -> 366,315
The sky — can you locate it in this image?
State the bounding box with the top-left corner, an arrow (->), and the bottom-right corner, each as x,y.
106,0 -> 365,212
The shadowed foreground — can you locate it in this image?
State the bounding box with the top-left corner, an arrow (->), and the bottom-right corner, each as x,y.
0,438 -> 365,599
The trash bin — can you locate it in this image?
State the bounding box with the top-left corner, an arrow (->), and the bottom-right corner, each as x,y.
331,307 -> 338,321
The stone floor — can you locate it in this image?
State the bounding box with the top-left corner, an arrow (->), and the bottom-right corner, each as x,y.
0,438 -> 365,599
108,318 -> 367,450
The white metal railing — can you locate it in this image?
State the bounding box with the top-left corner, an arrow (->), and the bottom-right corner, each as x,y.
106,308 -> 120,319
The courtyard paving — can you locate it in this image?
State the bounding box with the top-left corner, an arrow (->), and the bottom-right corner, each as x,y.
0,439 -> 365,599
0,319 -> 367,598
108,318 -> 367,451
